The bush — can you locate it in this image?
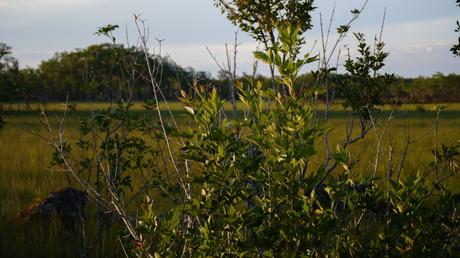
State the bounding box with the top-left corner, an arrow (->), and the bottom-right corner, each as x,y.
42,2 -> 460,257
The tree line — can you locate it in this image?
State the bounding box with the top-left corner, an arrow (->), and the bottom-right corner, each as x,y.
0,43 -> 211,107
0,42 -> 459,106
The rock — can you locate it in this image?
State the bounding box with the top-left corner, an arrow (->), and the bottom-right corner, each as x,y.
17,187 -> 87,226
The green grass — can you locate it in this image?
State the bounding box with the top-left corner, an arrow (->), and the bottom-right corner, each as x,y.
1,101 -> 459,257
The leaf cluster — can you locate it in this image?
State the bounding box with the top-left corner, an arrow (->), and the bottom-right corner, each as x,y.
213,0 -> 315,46
253,23 -> 317,95
451,1 -> 460,56
335,33 -> 395,119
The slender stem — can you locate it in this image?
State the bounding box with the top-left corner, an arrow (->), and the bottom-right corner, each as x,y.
134,16 -> 189,198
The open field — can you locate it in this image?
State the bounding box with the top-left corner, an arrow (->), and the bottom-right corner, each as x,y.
0,102 -> 459,256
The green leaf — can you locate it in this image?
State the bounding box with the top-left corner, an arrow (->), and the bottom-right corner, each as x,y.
184,106 -> 195,116
253,51 -> 271,64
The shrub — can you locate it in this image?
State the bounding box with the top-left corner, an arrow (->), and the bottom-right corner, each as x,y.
41,2 -> 460,257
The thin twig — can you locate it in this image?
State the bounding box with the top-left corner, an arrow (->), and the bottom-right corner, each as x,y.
134,15 -> 189,198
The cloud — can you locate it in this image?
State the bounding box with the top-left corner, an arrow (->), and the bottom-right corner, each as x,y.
0,0 -> 96,7
14,49 -> 56,68
336,16 -> 455,52
316,16 -> 459,77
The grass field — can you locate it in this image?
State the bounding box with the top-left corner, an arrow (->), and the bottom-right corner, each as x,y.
0,102 -> 459,257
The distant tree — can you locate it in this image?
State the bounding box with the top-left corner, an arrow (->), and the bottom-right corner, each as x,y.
0,43 -> 12,68
0,43 -> 21,107
36,44 -> 199,102
385,72 -> 460,103
0,43 -> 18,72
39,44 -> 128,101
0,43 -> 11,112
0,43 -> 22,127
19,68 -> 42,106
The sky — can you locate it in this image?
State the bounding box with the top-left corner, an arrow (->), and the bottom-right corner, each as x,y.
0,0 -> 458,78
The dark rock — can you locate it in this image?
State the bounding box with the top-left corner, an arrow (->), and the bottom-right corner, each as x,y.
17,187 -> 87,226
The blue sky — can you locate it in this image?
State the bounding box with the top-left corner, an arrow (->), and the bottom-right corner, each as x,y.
0,0 -> 458,77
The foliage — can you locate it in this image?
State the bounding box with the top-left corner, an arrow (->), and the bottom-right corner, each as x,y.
334,33 -> 395,119
452,21 -> 460,57
213,0 -> 315,48
0,43 -> 20,128
0,43 -> 18,70
253,23 -> 318,95
128,23 -> 460,256
451,0 -> 460,57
